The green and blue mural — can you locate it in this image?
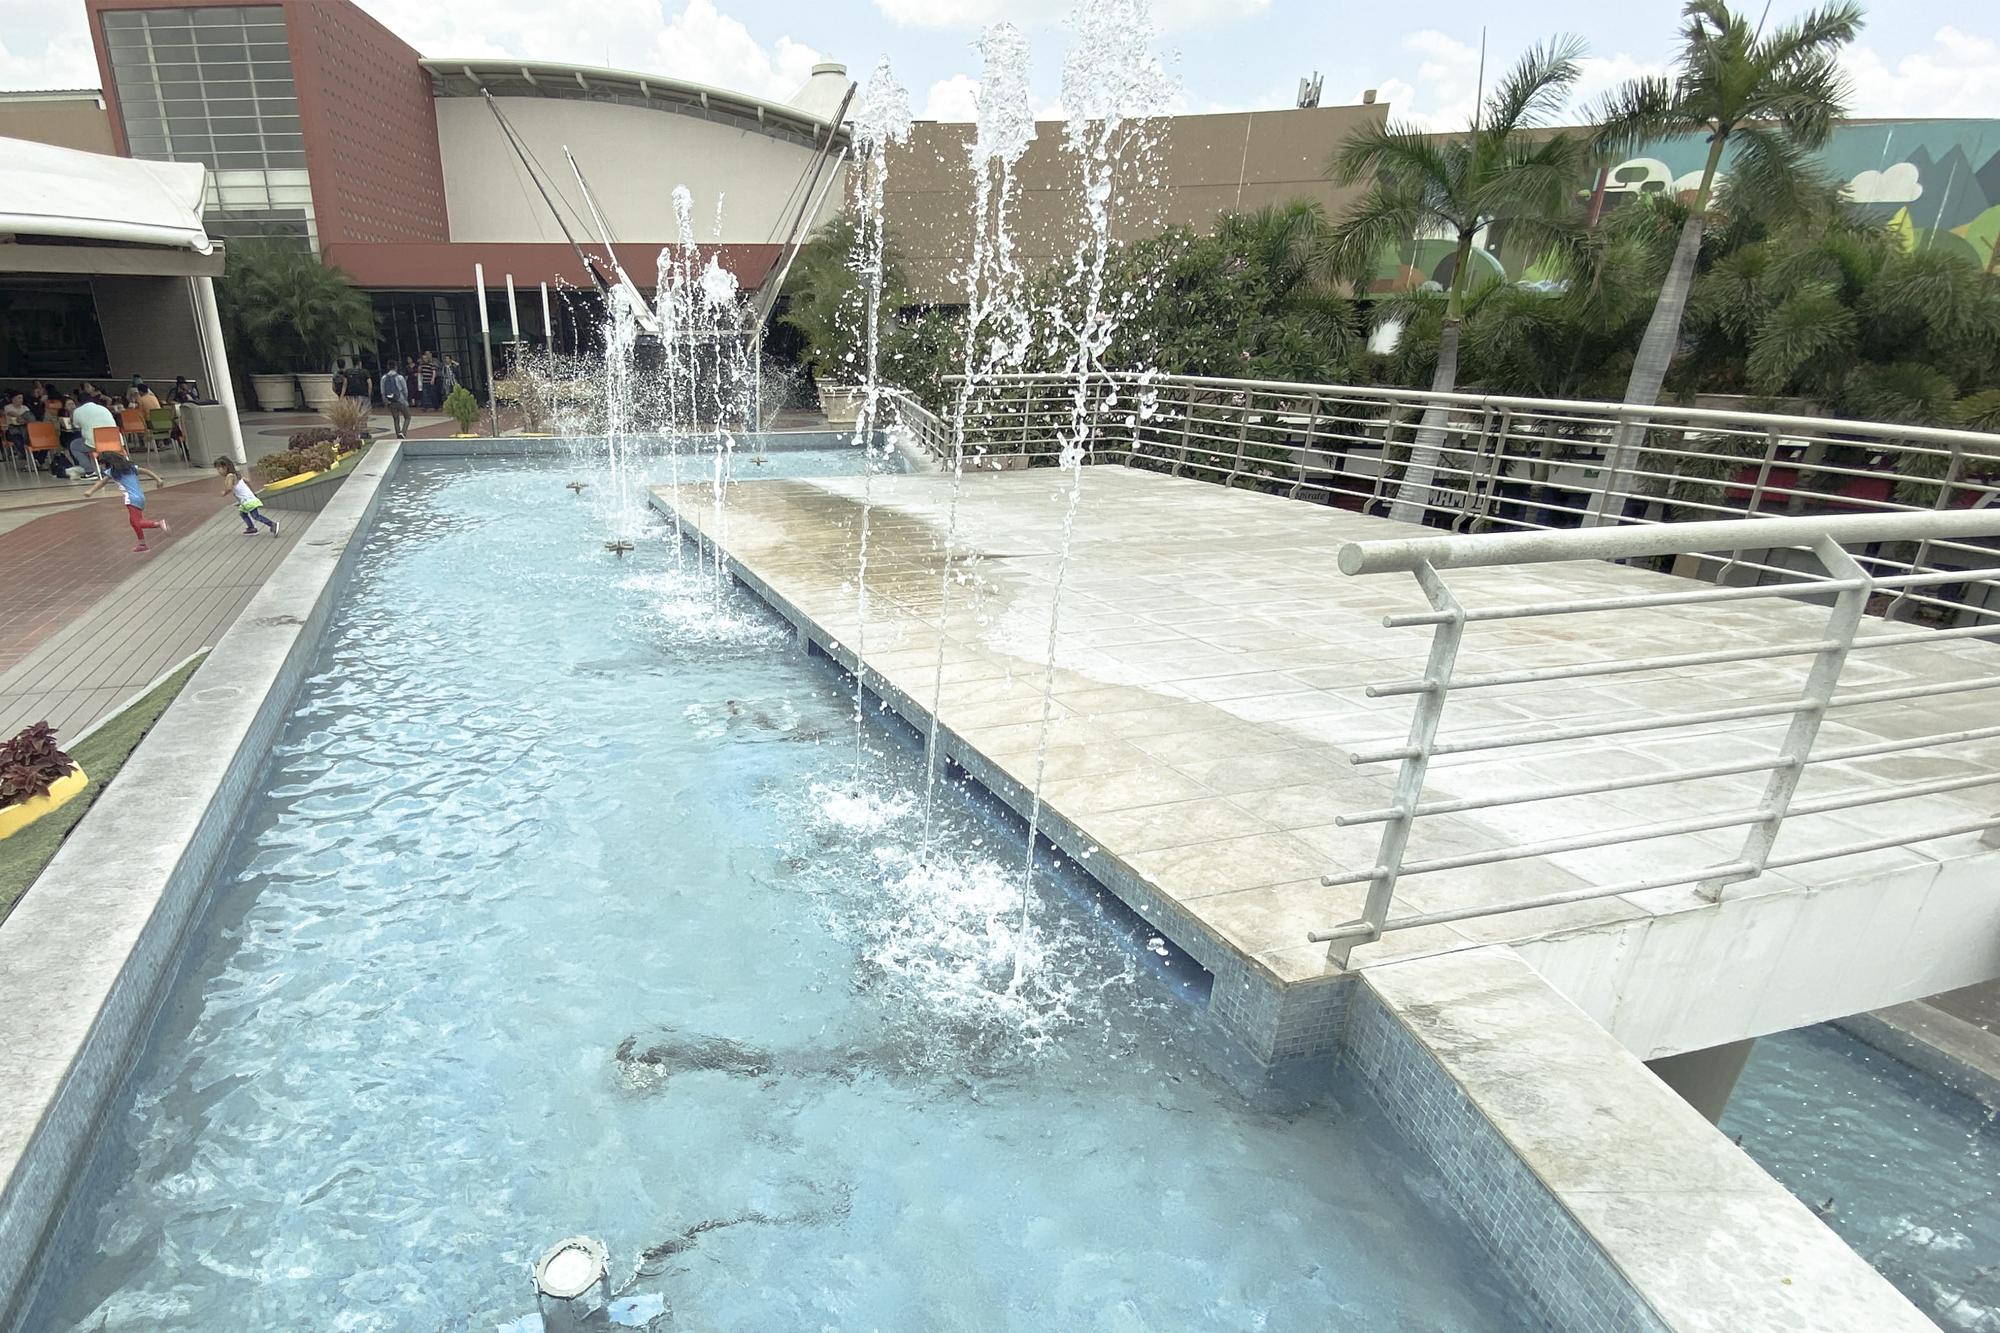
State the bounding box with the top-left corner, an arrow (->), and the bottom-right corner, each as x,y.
1377,118 -> 2000,289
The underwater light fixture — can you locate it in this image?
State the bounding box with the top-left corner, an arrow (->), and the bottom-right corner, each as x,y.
533,1235 -> 611,1331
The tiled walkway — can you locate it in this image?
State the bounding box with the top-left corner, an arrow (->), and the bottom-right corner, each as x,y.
0,481 -> 312,739
656,465 -> 2000,988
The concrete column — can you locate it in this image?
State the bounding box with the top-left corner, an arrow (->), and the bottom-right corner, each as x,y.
191,274 -> 245,464
1647,1038 -> 1756,1124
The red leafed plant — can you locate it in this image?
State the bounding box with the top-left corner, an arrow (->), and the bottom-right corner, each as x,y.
0,722 -> 77,807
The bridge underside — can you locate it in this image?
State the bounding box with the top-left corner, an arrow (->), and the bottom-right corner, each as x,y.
653,464 -> 2000,1065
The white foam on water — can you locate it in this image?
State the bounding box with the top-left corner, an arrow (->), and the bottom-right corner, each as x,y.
809,781 -> 915,833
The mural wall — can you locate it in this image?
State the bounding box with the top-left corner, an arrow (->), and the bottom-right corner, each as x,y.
1377,118 -> 2000,290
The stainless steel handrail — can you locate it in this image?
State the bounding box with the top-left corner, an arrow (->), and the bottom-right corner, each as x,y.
1309,508 -> 2000,966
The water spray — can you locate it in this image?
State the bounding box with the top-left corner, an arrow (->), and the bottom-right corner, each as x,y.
1013,0 -> 1171,990
919,22 -> 1036,859
846,58 -> 914,782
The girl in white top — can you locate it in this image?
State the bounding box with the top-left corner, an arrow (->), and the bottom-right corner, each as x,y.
214,459 -> 280,536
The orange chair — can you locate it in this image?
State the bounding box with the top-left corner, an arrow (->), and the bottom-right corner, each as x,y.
118,407 -> 149,452
24,421 -> 61,483
92,425 -> 127,457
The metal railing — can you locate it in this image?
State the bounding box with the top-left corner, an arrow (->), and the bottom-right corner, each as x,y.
943,371 -> 2000,625
1308,508 -> 2000,966
880,386 -> 950,462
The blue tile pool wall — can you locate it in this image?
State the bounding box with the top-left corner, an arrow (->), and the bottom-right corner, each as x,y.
1341,982 -> 1669,1333
0,448 -> 399,1329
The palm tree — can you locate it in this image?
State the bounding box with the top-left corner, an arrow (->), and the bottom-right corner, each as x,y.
1325,37 -> 1591,523
216,241 -> 375,373
1588,0 -> 1864,523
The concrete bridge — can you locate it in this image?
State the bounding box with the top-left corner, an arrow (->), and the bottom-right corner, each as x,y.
652,461 -> 2000,1080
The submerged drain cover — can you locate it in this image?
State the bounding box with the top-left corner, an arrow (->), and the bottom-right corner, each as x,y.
535,1235 -> 609,1300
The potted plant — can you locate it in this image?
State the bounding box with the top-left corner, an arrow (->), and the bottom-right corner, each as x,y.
216,241 -> 376,413
0,722 -> 85,840
443,384 -> 483,436
777,217 -> 908,426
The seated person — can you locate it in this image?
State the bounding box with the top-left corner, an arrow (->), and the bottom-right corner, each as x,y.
67,394 -> 114,478
170,376 -> 200,405
3,389 -> 30,436
132,382 -> 162,412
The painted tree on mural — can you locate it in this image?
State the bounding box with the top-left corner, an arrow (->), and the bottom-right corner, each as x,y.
1589,0 -> 1864,519
1323,36 -> 1591,522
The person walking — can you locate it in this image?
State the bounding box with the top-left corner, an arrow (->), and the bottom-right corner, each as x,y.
214,458 -> 280,536
85,453 -> 172,552
380,362 -> 412,438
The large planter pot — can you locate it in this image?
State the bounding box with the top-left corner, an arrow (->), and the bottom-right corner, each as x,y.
819,384 -> 863,426
0,767 -> 86,840
249,373 -> 299,411
296,373 -> 340,412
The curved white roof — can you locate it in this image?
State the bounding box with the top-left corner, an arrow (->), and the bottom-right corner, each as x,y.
422,58 -> 848,148
0,135 -> 211,253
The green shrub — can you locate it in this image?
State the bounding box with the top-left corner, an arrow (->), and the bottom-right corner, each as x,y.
256,449 -> 303,479
444,384 -> 482,433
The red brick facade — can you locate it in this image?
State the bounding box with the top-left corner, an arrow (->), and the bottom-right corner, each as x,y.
281,0 -> 449,244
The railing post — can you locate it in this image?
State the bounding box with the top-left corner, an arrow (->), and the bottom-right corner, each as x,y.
1718,425 -> 1781,584
1323,559 -> 1463,966
1887,439 -> 1965,623
1226,397 -> 1250,489
1292,391 -> 1321,500
1701,534 -> 1871,901
1168,390 -> 1184,478
1584,409 -> 1643,527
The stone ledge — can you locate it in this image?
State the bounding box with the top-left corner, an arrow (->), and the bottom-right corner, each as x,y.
1363,946 -> 1934,1333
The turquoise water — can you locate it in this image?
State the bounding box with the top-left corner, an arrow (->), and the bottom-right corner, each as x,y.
1724,1025 -> 2000,1330
23,457 -> 1532,1332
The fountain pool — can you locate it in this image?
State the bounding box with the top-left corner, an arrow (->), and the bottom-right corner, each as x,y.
17,456 -> 1538,1332
1723,1025 -> 2000,1331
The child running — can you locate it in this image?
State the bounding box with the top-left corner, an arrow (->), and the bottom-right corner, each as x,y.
214,458 -> 280,537
85,453 -> 172,552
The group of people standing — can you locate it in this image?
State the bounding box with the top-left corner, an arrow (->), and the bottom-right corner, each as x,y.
2,376 -> 199,480
333,351 -> 457,440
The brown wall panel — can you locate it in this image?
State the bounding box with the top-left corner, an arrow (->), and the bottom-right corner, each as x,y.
885,102 -> 1388,303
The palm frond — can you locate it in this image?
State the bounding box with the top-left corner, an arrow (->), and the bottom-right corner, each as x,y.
1717,126 -> 1833,226
1326,120 -> 1458,189
1481,34 -> 1587,134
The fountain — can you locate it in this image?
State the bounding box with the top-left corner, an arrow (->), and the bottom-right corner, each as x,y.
843,59 -> 913,778
917,21 -> 1036,858
1010,0 -> 1172,986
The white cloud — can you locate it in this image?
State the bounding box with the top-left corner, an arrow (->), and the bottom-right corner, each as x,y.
1366,30 -> 1480,131
1842,26 -> 2000,119
871,0 -> 1264,34
922,73 -> 982,121
1369,33 -> 1649,131
1844,161 -> 1923,204
0,28 -> 96,89
332,0 -> 822,101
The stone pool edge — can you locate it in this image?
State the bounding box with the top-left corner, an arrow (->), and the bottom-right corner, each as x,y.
1358,947 -> 1933,1333
0,440 -> 404,1329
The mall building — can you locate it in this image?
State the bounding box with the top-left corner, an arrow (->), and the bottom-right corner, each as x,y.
0,0 -> 854,389
3,0 -> 1993,387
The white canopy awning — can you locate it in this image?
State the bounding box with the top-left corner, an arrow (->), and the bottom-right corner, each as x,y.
0,135 -> 212,254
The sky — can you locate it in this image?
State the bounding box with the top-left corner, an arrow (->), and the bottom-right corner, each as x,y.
0,0 -> 1992,127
